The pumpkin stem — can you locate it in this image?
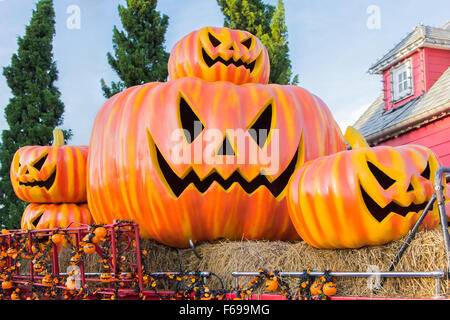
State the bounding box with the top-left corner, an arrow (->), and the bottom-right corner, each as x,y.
52,129 -> 65,147
344,126 -> 369,150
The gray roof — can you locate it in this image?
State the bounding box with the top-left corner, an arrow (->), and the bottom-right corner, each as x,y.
370,23 -> 450,74
353,67 -> 450,145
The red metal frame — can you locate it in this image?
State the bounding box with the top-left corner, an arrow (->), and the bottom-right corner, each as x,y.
0,220 -> 145,300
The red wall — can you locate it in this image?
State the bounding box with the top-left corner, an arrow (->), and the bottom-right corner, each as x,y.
423,47 -> 450,91
380,115 -> 450,166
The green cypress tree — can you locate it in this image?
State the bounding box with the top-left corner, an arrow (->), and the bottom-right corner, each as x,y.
101,0 -> 170,98
262,0 -> 298,85
217,0 -> 298,85
217,0 -> 275,36
0,0 -> 70,228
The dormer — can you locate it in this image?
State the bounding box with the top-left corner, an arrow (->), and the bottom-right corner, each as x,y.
369,22 -> 450,111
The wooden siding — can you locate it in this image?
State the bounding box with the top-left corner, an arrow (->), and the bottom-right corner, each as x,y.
423,47 -> 450,91
379,115 -> 450,166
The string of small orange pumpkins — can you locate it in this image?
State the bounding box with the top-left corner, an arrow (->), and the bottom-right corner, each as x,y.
235,268 -> 337,300
1,225 -> 338,300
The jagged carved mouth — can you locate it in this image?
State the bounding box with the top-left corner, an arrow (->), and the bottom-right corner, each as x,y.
154,143 -> 300,198
19,170 -> 56,190
202,48 -> 256,73
360,186 -> 428,223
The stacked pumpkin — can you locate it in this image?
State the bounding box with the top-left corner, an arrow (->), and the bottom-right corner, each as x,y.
86,26 -> 442,249
10,129 -> 92,234
87,26 -> 346,247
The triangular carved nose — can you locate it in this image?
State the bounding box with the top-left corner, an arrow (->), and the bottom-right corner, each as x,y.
217,136 -> 235,156
228,42 -> 238,51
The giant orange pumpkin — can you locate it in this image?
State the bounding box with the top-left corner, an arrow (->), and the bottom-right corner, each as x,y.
287,127 -> 440,249
168,27 -> 270,85
10,129 -> 88,203
21,203 -> 92,230
87,77 -> 346,247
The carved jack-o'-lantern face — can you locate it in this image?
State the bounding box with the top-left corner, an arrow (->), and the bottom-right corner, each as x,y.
359,156 -> 433,223
10,130 -> 88,203
152,93 -> 299,199
287,128 -> 440,249
168,27 -> 270,85
87,77 -> 346,247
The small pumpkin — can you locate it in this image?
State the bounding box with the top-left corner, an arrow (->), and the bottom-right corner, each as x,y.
100,272 -> 112,283
322,282 -> 337,296
10,129 -> 88,203
33,262 -> 45,274
2,280 -> 13,290
82,243 -> 96,255
70,254 -> 81,266
168,26 -> 270,85
6,247 -> 17,258
287,127 -> 440,249
264,277 -> 279,292
21,203 -> 92,231
142,274 -> 150,286
10,289 -> 20,300
310,280 -> 323,296
93,227 -> 108,240
51,233 -> 66,246
41,274 -> 53,287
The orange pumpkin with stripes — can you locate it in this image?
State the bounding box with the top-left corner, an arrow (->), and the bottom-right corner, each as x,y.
168,27 -> 270,85
21,203 -> 92,230
10,129 -> 88,203
287,127 -> 440,249
87,76 -> 346,247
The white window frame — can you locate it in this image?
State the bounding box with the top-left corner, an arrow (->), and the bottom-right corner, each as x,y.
391,59 -> 414,103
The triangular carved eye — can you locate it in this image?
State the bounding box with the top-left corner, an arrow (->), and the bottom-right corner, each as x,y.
208,32 -> 221,47
241,37 -> 252,49
420,161 -> 431,180
367,161 -> 396,190
248,104 -> 272,148
179,96 -> 204,144
33,154 -> 48,171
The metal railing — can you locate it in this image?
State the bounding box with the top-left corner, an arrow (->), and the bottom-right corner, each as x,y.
387,167 -> 450,277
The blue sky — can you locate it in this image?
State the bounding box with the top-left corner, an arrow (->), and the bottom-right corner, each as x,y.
0,0 -> 448,146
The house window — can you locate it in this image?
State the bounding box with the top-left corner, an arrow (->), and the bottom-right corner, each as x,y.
391,60 -> 413,102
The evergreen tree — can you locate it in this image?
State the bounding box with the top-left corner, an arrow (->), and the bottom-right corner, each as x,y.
217,0 -> 275,36
0,0 -> 70,228
101,0 -> 170,98
217,0 -> 298,85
